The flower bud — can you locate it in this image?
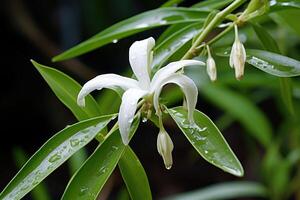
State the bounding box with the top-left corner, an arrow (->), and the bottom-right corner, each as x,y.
206,45 -> 217,82
157,128 -> 174,170
229,25 -> 246,80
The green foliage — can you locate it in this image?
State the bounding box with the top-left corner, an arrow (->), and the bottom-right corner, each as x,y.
167,107 -> 243,176
0,115 -> 116,200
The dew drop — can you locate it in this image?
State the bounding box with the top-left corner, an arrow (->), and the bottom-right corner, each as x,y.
159,20 -> 167,25
70,139 -> 80,147
142,117 -> 148,123
112,39 -> 118,43
79,187 -> 89,196
48,154 -> 61,163
112,146 -> 119,150
204,150 -> 208,154
135,23 -> 149,29
97,166 -> 107,176
165,165 -> 172,170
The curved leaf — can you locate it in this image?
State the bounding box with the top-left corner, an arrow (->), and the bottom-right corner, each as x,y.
246,49 -> 300,77
32,60 -> 101,120
0,115 -> 116,200
118,147 -> 152,200
201,84 -> 272,147
61,116 -> 140,200
157,0 -> 233,44
251,23 -> 280,53
163,181 -> 267,200
52,8 -> 209,61
216,49 -> 300,77
167,107 -> 244,177
270,0 -> 300,11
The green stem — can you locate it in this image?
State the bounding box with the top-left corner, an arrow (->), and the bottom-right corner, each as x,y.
181,0 -> 246,60
207,23 -> 235,46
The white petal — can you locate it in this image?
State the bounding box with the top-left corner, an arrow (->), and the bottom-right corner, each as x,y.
153,74 -> 198,122
129,37 -> 155,90
77,74 -> 139,107
118,88 -> 148,145
229,42 -> 237,68
150,60 -> 204,92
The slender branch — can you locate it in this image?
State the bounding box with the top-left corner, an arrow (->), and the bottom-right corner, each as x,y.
181,0 -> 246,60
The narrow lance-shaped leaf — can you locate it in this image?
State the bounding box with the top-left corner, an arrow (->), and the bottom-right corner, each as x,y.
52,8 -> 209,61
62,116 -> 140,200
251,23 -> 280,53
12,147 -> 50,200
152,23 -> 202,72
163,181 -> 267,200
0,115 -> 116,200
156,0 -> 233,44
216,48 -> 300,77
32,60 -> 100,172
246,49 -> 300,77
270,0 -> 300,12
33,61 -> 151,200
193,0 -> 234,10
201,84 -> 272,147
251,23 -> 295,115
32,60 -> 101,119
167,107 -> 244,177
118,147 -> 152,200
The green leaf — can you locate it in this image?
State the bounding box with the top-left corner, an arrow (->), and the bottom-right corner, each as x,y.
279,77 -> 295,115
270,9 -> 300,37
251,23 -> 295,115
193,0 -> 234,10
161,0 -> 183,7
251,23 -> 280,53
201,84 -> 272,147
246,49 -> 300,77
32,60 -> 101,120
12,147 -> 50,200
156,0 -> 233,44
52,8 -> 209,61
61,116 -> 140,200
152,23 -> 202,72
270,0 -> 300,11
162,181 -> 267,200
216,49 -> 300,77
167,107 -> 244,177
118,147 -> 152,200
0,115 -> 116,200
32,60 -> 100,172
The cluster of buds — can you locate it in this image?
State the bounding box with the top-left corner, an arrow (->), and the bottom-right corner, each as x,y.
205,24 -> 246,82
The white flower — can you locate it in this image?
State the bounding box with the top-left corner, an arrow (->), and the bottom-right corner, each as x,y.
157,127 -> 174,170
77,37 -> 204,145
229,25 -> 246,80
206,45 -> 217,82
